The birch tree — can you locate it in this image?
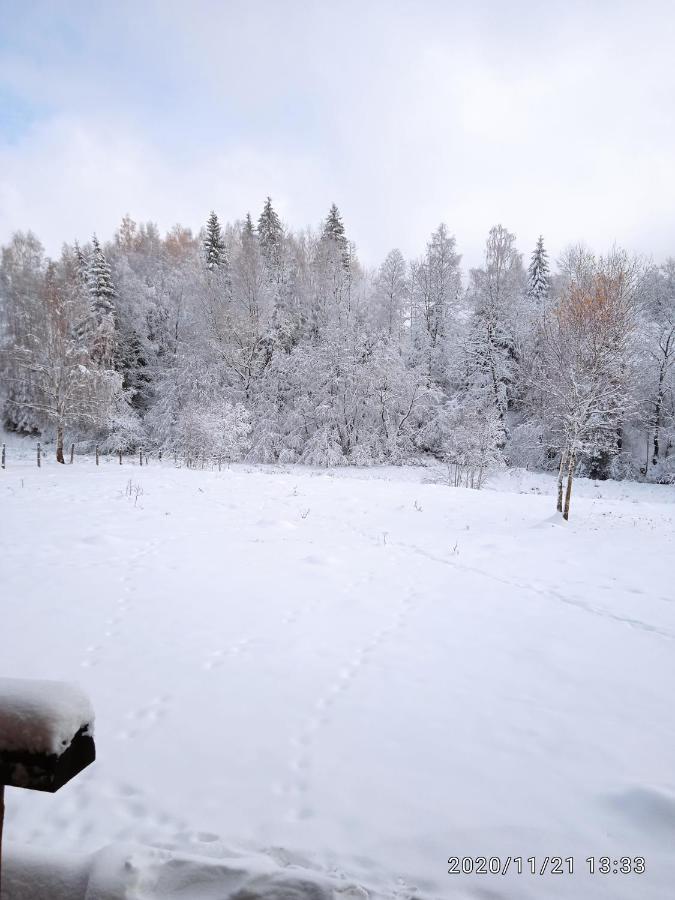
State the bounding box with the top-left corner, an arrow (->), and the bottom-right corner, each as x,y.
2,251 -> 123,461
536,251 -> 640,518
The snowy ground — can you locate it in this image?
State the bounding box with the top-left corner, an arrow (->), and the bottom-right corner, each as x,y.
1,448 -> 674,898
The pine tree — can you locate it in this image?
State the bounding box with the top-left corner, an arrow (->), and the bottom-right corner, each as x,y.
243,212 -> 255,239
527,235 -> 550,304
73,240 -> 88,283
322,203 -> 350,269
257,197 -> 283,268
88,236 -> 116,317
203,211 -> 226,271
85,236 -> 117,368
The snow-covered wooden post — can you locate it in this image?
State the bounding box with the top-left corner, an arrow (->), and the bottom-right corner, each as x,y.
118,448 -> 123,465
139,448 -> 143,467
70,443 -> 75,464
95,445 -> 100,466
36,442 -> 41,468
0,678 -> 96,895
1,444 -> 5,469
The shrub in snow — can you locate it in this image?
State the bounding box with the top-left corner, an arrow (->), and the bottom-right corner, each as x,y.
172,399 -> 251,461
440,397 -> 505,489
299,425 -> 345,467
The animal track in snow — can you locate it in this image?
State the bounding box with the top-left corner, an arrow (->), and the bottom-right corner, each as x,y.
281,590 -> 418,823
115,694 -> 173,741
389,536 -> 675,642
202,637 -> 253,671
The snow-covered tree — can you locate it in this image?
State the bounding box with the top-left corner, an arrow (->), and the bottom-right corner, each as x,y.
412,223 -> 461,349
373,249 -> 408,339
87,236 -> 116,317
203,211 -> 226,271
640,260 -> 675,476
0,231 -> 47,433
321,203 -> 349,268
527,235 -> 550,305
85,236 -> 117,368
1,205 -> 667,487
2,250 -> 124,461
257,197 -> 283,270
535,250 -> 641,517
464,225 -> 525,449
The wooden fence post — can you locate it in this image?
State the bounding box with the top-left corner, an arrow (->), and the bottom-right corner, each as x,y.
118,448 -> 122,465
0,783 -> 4,898
70,443 -> 75,464
139,448 -> 143,467
1,444 -> 5,470
95,445 -> 100,466
37,442 -> 41,468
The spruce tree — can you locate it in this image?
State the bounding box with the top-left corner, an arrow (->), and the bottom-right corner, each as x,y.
203,211 -> 226,271
243,212 -> 255,239
257,197 -> 282,268
527,235 -> 550,304
73,240 -> 88,283
85,236 -> 117,368
87,236 -> 116,317
321,203 -> 349,268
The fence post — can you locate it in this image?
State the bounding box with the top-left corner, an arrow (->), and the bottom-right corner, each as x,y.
37,442 -> 41,468
1,444 -> 5,469
0,783 -> 4,898
70,443 -> 75,464
158,449 -> 162,463
118,448 -> 122,465
95,445 -> 100,466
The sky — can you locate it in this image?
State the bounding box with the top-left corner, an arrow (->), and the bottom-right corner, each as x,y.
1,0 -> 674,271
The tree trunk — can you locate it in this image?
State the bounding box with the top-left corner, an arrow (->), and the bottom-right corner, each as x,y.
563,450 -> 576,521
56,423 -> 65,464
557,447 -> 568,513
652,367 -> 666,466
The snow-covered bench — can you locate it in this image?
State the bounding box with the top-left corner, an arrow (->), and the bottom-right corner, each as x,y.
0,678 -> 96,895
0,678 -> 95,792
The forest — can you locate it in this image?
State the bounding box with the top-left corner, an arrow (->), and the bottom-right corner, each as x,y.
1,200 -> 674,504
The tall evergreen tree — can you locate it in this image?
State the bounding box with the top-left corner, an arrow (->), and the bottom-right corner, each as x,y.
257,197 -> 283,268
322,203 -> 349,268
73,240 -> 88,283
243,212 -> 255,239
88,235 -> 116,318
527,235 -> 550,304
85,236 -> 118,368
203,211 -> 226,271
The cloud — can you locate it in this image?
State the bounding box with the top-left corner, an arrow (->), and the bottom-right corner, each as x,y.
1,0 -> 674,269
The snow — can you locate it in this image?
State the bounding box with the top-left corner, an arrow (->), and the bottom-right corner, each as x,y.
3,841 -> 362,899
0,678 -> 94,756
1,455 -> 674,899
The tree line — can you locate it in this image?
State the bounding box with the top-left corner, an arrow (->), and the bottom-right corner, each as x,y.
1,200 -> 673,515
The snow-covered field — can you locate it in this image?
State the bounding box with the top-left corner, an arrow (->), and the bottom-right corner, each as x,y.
1,452 -> 674,899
